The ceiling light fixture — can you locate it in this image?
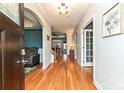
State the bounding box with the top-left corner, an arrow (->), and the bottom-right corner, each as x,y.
58,3 -> 69,16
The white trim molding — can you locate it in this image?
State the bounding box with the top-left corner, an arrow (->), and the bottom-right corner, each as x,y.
94,80 -> 103,90
42,65 -> 46,70
81,62 -> 84,67
76,59 -> 81,65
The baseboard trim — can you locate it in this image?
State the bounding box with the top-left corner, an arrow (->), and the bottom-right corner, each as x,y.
94,80 -> 103,90
77,60 -> 80,64
81,62 -> 84,67
42,63 -> 52,70
43,65 -> 46,70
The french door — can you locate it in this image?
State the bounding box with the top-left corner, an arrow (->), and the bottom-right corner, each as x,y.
83,29 -> 93,66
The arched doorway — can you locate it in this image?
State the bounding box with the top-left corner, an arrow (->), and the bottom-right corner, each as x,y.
23,8 -> 44,88
51,32 -> 67,58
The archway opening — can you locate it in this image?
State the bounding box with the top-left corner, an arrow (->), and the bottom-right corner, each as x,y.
51,32 -> 67,59
23,8 -> 43,77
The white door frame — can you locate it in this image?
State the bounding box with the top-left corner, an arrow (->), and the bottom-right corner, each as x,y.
81,17 -> 94,67
81,28 -> 84,66
81,15 -> 96,85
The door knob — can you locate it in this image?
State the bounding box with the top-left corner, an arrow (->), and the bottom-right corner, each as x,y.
16,60 -> 21,64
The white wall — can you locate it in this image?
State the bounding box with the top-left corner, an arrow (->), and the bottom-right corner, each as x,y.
24,17 -> 33,27
75,3 -> 124,89
75,4 -> 94,64
24,4 -> 51,69
65,28 -> 75,55
72,31 -> 77,59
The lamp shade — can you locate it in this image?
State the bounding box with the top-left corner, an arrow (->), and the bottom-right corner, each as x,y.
21,49 -> 26,55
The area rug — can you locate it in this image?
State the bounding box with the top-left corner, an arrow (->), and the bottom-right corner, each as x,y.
25,66 -> 36,75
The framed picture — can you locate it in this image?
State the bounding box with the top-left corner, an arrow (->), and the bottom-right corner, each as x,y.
103,3 -> 121,37
47,35 -> 50,41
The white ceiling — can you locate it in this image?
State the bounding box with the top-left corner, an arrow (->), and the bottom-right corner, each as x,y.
39,3 -> 89,32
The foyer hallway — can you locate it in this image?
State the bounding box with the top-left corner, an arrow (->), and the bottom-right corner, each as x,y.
25,56 -> 96,90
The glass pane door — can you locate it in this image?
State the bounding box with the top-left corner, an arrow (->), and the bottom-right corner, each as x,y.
84,29 -> 93,66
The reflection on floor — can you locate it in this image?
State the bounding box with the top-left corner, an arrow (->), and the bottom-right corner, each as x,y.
25,57 -> 96,90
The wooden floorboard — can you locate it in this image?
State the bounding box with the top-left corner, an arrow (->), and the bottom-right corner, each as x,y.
25,57 -> 96,90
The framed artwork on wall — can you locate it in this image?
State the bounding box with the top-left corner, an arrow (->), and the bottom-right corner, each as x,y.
102,3 -> 121,37
47,35 -> 50,41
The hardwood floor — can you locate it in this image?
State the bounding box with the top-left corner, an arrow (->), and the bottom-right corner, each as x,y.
25,57 -> 96,90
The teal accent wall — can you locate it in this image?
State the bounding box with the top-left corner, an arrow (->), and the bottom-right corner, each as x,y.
24,29 -> 42,48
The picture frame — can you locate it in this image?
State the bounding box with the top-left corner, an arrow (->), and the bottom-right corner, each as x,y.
47,35 -> 50,41
102,3 -> 121,37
